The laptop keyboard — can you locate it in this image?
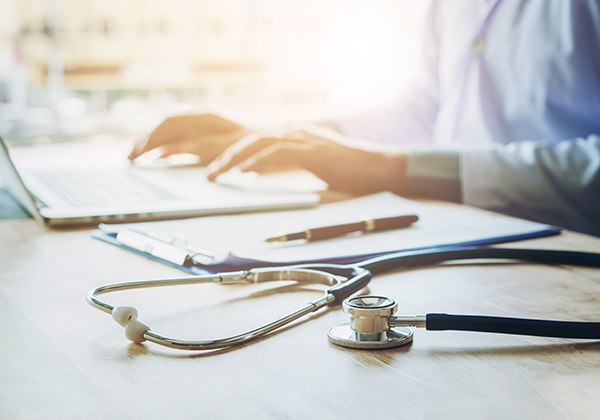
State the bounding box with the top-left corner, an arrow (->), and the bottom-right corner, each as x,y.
34,170 -> 178,207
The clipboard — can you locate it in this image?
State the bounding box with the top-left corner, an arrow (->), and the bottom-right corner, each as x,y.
90,193 -> 561,274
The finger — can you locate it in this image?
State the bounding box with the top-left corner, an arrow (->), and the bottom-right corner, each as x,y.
155,138 -> 215,160
128,119 -> 185,160
158,142 -> 190,158
129,123 -> 194,160
133,129 -> 244,164
128,134 -> 150,160
237,143 -> 309,174
129,115 -> 244,160
205,134 -> 281,181
158,131 -> 245,163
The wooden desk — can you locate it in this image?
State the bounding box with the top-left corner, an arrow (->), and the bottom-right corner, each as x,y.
2,209 -> 600,420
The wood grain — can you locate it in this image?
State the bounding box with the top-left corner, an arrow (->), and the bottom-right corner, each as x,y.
1,209 -> 600,420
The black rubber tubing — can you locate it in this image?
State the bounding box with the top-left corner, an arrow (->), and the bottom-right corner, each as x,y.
426,314 -> 600,338
328,269 -> 372,306
359,246 -> 600,275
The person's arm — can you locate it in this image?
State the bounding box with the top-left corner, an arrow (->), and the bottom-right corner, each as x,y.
400,135 -> 600,236
459,134 -> 600,236
401,149 -> 461,203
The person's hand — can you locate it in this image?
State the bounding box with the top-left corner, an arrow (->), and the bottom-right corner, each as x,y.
128,114 -> 248,165
206,124 -> 407,196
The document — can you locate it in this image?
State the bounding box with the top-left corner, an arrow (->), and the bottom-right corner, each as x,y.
95,192 -> 559,268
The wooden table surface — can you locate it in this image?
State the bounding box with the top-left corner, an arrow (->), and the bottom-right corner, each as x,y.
2,207 -> 600,420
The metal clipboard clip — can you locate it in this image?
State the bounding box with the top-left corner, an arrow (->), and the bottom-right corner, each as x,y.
115,229 -> 216,267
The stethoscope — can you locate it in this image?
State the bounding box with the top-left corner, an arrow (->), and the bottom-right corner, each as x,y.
87,246 -> 600,351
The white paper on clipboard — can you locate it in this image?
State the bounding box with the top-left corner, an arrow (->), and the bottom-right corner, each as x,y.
98,192 -> 559,264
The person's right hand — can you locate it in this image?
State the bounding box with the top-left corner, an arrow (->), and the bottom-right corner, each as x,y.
127,114 -> 249,165
205,124 -> 408,196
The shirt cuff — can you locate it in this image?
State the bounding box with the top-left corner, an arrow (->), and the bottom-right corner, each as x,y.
404,149 -> 462,202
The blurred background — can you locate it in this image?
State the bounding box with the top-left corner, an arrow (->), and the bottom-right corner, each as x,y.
0,0 -> 429,144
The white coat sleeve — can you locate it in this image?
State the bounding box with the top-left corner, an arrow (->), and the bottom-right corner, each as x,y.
461,134 -> 600,236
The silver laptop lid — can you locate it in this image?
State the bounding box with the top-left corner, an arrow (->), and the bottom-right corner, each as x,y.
0,136 -> 45,225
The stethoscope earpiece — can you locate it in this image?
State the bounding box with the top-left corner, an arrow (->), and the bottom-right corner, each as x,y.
327,295 -> 415,349
111,306 -> 150,343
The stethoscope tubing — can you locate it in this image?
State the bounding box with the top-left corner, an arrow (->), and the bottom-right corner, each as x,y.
88,245 -> 600,351
425,314 -> 600,339
356,246 -> 600,275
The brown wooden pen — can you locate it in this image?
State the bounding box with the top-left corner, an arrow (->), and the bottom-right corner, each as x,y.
265,214 -> 419,243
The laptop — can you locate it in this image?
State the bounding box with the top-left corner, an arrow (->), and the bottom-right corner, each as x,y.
0,136 -> 320,227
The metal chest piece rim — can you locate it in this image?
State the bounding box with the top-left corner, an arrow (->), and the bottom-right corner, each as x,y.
327,295 -> 414,349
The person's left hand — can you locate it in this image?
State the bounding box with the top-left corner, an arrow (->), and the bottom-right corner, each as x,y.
205,124 -> 407,196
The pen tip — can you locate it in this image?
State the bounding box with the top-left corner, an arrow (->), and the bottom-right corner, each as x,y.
266,234 -> 287,243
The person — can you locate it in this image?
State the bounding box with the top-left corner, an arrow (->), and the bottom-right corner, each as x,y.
128,0 -> 600,236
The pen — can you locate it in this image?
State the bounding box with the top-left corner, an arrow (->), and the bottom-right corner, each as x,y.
265,214 -> 419,243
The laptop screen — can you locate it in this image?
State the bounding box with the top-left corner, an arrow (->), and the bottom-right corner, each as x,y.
0,136 -> 44,224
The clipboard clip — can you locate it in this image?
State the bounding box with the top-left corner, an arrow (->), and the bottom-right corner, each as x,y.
115,229 -> 216,267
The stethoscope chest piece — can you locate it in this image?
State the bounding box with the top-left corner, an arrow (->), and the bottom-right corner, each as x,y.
327,296 -> 414,349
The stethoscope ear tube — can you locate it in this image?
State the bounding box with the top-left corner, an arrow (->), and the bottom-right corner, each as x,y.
327,268 -> 372,306
426,314 -> 600,339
